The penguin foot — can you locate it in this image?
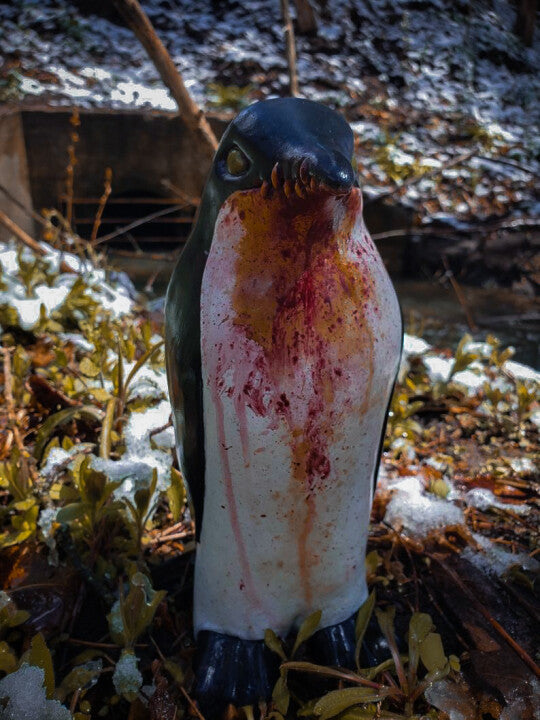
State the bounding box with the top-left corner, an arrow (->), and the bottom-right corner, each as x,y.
307,612 -> 393,670
307,612 -> 356,668
194,630 -> 280,716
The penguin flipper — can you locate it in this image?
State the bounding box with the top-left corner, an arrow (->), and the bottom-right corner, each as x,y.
165,239 -> 207,541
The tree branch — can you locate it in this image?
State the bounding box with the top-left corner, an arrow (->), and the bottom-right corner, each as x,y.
0,210 -> 77,274
112,0 -> 218,152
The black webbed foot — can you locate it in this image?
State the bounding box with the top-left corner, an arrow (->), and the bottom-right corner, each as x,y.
194,630 -> 280,716
307,612 -> 393,670
307,613 -> 356,668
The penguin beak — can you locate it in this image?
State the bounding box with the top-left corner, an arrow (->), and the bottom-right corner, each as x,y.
260,153 -> 355,201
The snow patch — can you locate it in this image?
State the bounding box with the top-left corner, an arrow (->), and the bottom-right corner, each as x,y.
113,650 -> 143,700
92,399 -> 174,500
464,488 -> 529,515
384,474 -> 464,537
0,665 -> 72,720
462,533 -> 539,577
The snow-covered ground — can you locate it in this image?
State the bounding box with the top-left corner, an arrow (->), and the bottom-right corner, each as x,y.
381,331 -> 539,579
1,1 -> 539,219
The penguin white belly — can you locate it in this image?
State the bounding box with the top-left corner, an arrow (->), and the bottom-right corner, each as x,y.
196,188 -> 401,640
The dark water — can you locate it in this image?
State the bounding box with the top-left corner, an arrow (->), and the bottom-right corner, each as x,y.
395,280 -> 540,369
111,255 -> 540,370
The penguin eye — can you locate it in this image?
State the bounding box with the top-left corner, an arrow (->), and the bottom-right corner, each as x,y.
226,147 -> 250,176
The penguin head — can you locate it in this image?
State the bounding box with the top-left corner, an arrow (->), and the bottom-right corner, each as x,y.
190,98 -> 358,252
204,98 -> 356,210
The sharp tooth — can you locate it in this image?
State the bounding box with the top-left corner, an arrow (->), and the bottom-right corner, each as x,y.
260,180 -> 270,198
299,158 -> 310,184
295,181 -> 306,198
283,179 -> 294,198
310,177 -> 318,192
271,163 -> 280,190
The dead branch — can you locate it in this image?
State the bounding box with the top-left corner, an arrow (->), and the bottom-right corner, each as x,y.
442,256 -> 478,332
1,348 -> 38,483
108,248 -> 179,262
112,0 -> 218,153
160,178 -> 201,207
371,214 -> 540,242
93,204 -> 185,246
0,210 -> 77,275
0,182 -> 47,226
433,556 -> 540,679
280,0 -> 299,96
90,167 -> 113,244
472,153 -> 536,175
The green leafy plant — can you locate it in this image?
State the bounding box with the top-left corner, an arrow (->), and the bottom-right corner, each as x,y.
207,82 -> 252,110
56,457 -> 122,541
267,601 -> 459,719
123,469 -> 159,557
447,334 -> 480,381
386,392 -> 424,442
107,571 -> 166,702
265,610 -> 323,714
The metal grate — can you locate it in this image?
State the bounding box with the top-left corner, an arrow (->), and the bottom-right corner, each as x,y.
60,192 -> 196,252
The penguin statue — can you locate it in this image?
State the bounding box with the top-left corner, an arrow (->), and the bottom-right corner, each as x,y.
165,98 -> 403,711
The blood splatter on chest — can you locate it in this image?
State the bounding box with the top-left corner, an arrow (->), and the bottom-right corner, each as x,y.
197,187 -> 401,624
201,188 -> 398,495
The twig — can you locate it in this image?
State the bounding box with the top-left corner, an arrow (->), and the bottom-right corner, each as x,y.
108,248 -> 179,262
471,153 -> 536,175
371,215 -> 540,242
66,638 -> 120,649
65,109 -> 80,228
375,150 -> 476,202
442,256 -> 478,331
281,661 -> 385,691
69,688 -> 82,715
499,578 -> 540,624
144,268 -> 161,293
180,686 -> 207,720
1,348 -> 38,483
0,182 -> 47,226
280,0 -> 299,96
433,555 -> 540,679
151,531 -> 189,545
91,167 -> 113,243
149,418 -> 173,438
2,348 -> 16,420
0,210 -> 77,274
112,0 -> 218,152
157,521 -> 186,538
161,179 -> 201,207
93,204 -> 185,245
99,397 -> 116,460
